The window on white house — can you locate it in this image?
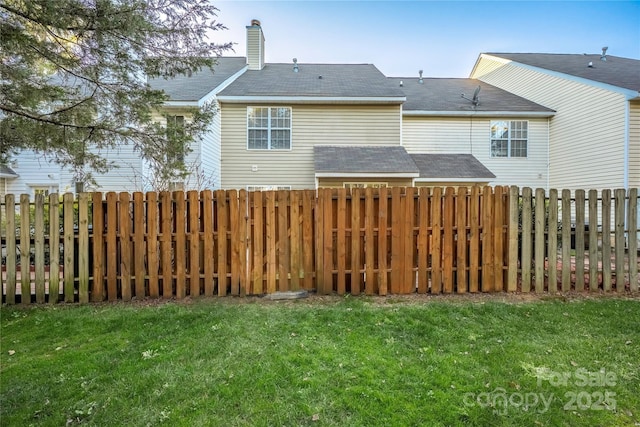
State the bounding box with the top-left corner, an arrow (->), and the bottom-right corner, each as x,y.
29,185 -> 58,198
490,120 -> 528,158
247,107 -> 291,150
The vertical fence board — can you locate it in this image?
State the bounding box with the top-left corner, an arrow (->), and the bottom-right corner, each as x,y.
119,192 -> 132,301
481,186 -> 494,292
574,190 -> 586,291
601,190 -> 612,291
378,187 -> 389,296
534,188 -> 546,293
442,188 -> 454,294
174,192 -> 186,299
252,191 -> 264,294
469,186 -> 480,292
278,190 -> 290,292
456,187 -> 468,293
507,186 -> 519,292
105,193 -> 118,301
493,186 -> 505,292
614,189 -> 626,291
403,187 -> 415,294
49,194 -> 60,303
431,187 -> 442,293
323,189 -> 335,294
216,190 -> 229,296
5,195 -> 16,304
188,190 -> 201,297
521,187 -> 532,292
365,188 -> 375,295
561,190 -> 572,292
628,188 -> 638,292
20,195 -> 31,303
133,192 -> 146,299
290,191 -> 301,291
63,193 -> 75,303
265,191 -> 276,294
146,192 -> 159,298
239,190 -> 249,296
336,190 -> 347,295
160,192 -> 173,298
201,190 -> 214,296
34,194 -> 45,303
390,187 -> 402,294
228,190 -> 240,296
417,188 -> 430,294
588,190 -> 599,291
314,189 -> 324,294
547,189 -> 558,293
91,193 -> 104,302
350,188 -> 362,295
302,190 -> 315,290
78,193 -> 89,304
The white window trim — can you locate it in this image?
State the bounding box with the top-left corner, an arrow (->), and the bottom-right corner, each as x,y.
490,119 -> 529,158
343,182 -> 389,189
246,106 -> 293,151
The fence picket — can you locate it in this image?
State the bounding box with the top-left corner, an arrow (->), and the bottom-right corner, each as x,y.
63,193 -> 75,303
216,189 -> 228,296
119,192 -> 132,301
521,187 -> 532,292
469,186 -> 480,292
481,186 -> 494,292
34,194 -> 45,303
49,194 -> 60,303
561,190 -> 572,292
146,192 -> 159,298
378,187 -> 389,295
443,188 -> 454,293
417,188 -> 430,294
547,189 -> 558,293
78,193 -> 89,303
601,190 -> 612,291
350,188 -> 362,295
614,189 -> 626,291
534,188 -> 545,293
133,192 -> 146,299
5,195 -> 16,304
575,190 -> 586,291
431,187 -> 442,293
188,190 -> 201,297
628,188 -> 638,292
457,187 -> 468,293
588,190 -> 599,291
160,191 -> 173,298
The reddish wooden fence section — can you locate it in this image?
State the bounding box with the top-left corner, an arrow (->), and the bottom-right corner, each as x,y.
2,186 -> 638,303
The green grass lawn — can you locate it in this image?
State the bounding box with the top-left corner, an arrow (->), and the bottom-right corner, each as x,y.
1,295 -> 639,426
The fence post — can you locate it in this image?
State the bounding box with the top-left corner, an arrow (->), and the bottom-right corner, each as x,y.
547,189 -> 558,293
49,194 -> 60,303
507,186 -> 519,292
628,188 -> 638,292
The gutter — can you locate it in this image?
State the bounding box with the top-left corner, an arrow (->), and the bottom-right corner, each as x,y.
217,96 -> 406,104
315,172 -> 419,178
403,110 -> 555,118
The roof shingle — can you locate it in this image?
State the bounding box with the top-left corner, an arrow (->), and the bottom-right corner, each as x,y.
410,154 -> 496,179
314,146 -> 419,174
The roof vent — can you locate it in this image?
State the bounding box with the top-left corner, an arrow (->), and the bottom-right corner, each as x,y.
601,46 -> 608,61
293,58 -> 299,72
588,61 -> 593,68
399,80 -> 403,87
418,70 -> 424,84
251,19 -> 261,26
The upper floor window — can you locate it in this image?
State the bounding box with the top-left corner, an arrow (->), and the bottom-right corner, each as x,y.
490,120 -> 528,158
247,185 -> 291,191
247,107 -> 291,150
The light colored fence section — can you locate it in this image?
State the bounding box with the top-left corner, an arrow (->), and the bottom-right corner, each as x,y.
1,187 -> 638,303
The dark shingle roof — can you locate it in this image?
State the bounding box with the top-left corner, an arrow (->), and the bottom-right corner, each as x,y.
0,165 -> 19,178
389,78 -> 554,113
219,64 -> 406,98
314,146 -> 419,174
148,57 -> 247,101
410,154 -> 496,179
486,53 -> 640,92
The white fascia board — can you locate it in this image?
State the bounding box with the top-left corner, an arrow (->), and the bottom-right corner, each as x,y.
482,54 -> 640,100
199,66 -> 249,106
415,177 -> 495,183
0,172 -> 19,178
402,110 -> 555,117
217,96 -> 406,104
162,100 -> 199,107
316,172 -> 419,178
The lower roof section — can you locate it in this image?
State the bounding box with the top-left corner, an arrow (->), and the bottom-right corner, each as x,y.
314,146 -> 495,182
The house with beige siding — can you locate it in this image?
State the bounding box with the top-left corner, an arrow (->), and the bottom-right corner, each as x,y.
470,51 -> 640,192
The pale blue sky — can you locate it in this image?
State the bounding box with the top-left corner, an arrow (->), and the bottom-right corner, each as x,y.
212,1 -> 639,77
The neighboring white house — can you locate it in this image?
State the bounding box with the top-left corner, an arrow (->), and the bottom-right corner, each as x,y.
470,51 -> 640,192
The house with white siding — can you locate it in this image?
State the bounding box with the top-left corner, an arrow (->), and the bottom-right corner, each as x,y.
470,51 -> 640,192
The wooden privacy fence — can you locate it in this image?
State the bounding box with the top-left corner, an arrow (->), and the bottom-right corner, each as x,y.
1,186 -> 638,303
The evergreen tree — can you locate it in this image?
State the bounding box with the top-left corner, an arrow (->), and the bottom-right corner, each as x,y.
0,0 -> 231,184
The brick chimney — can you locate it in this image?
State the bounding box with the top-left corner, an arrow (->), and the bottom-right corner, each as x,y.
246,19 -> 265,70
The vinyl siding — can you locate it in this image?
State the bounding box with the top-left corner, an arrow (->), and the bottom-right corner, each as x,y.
198,103 -> 222,189
5,151 -> 63,195
220,104 -> 402,189
402,116 -> 550,189
630,101 -> 640,188
246,26 -> 263,70
472,57 -> 628,191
